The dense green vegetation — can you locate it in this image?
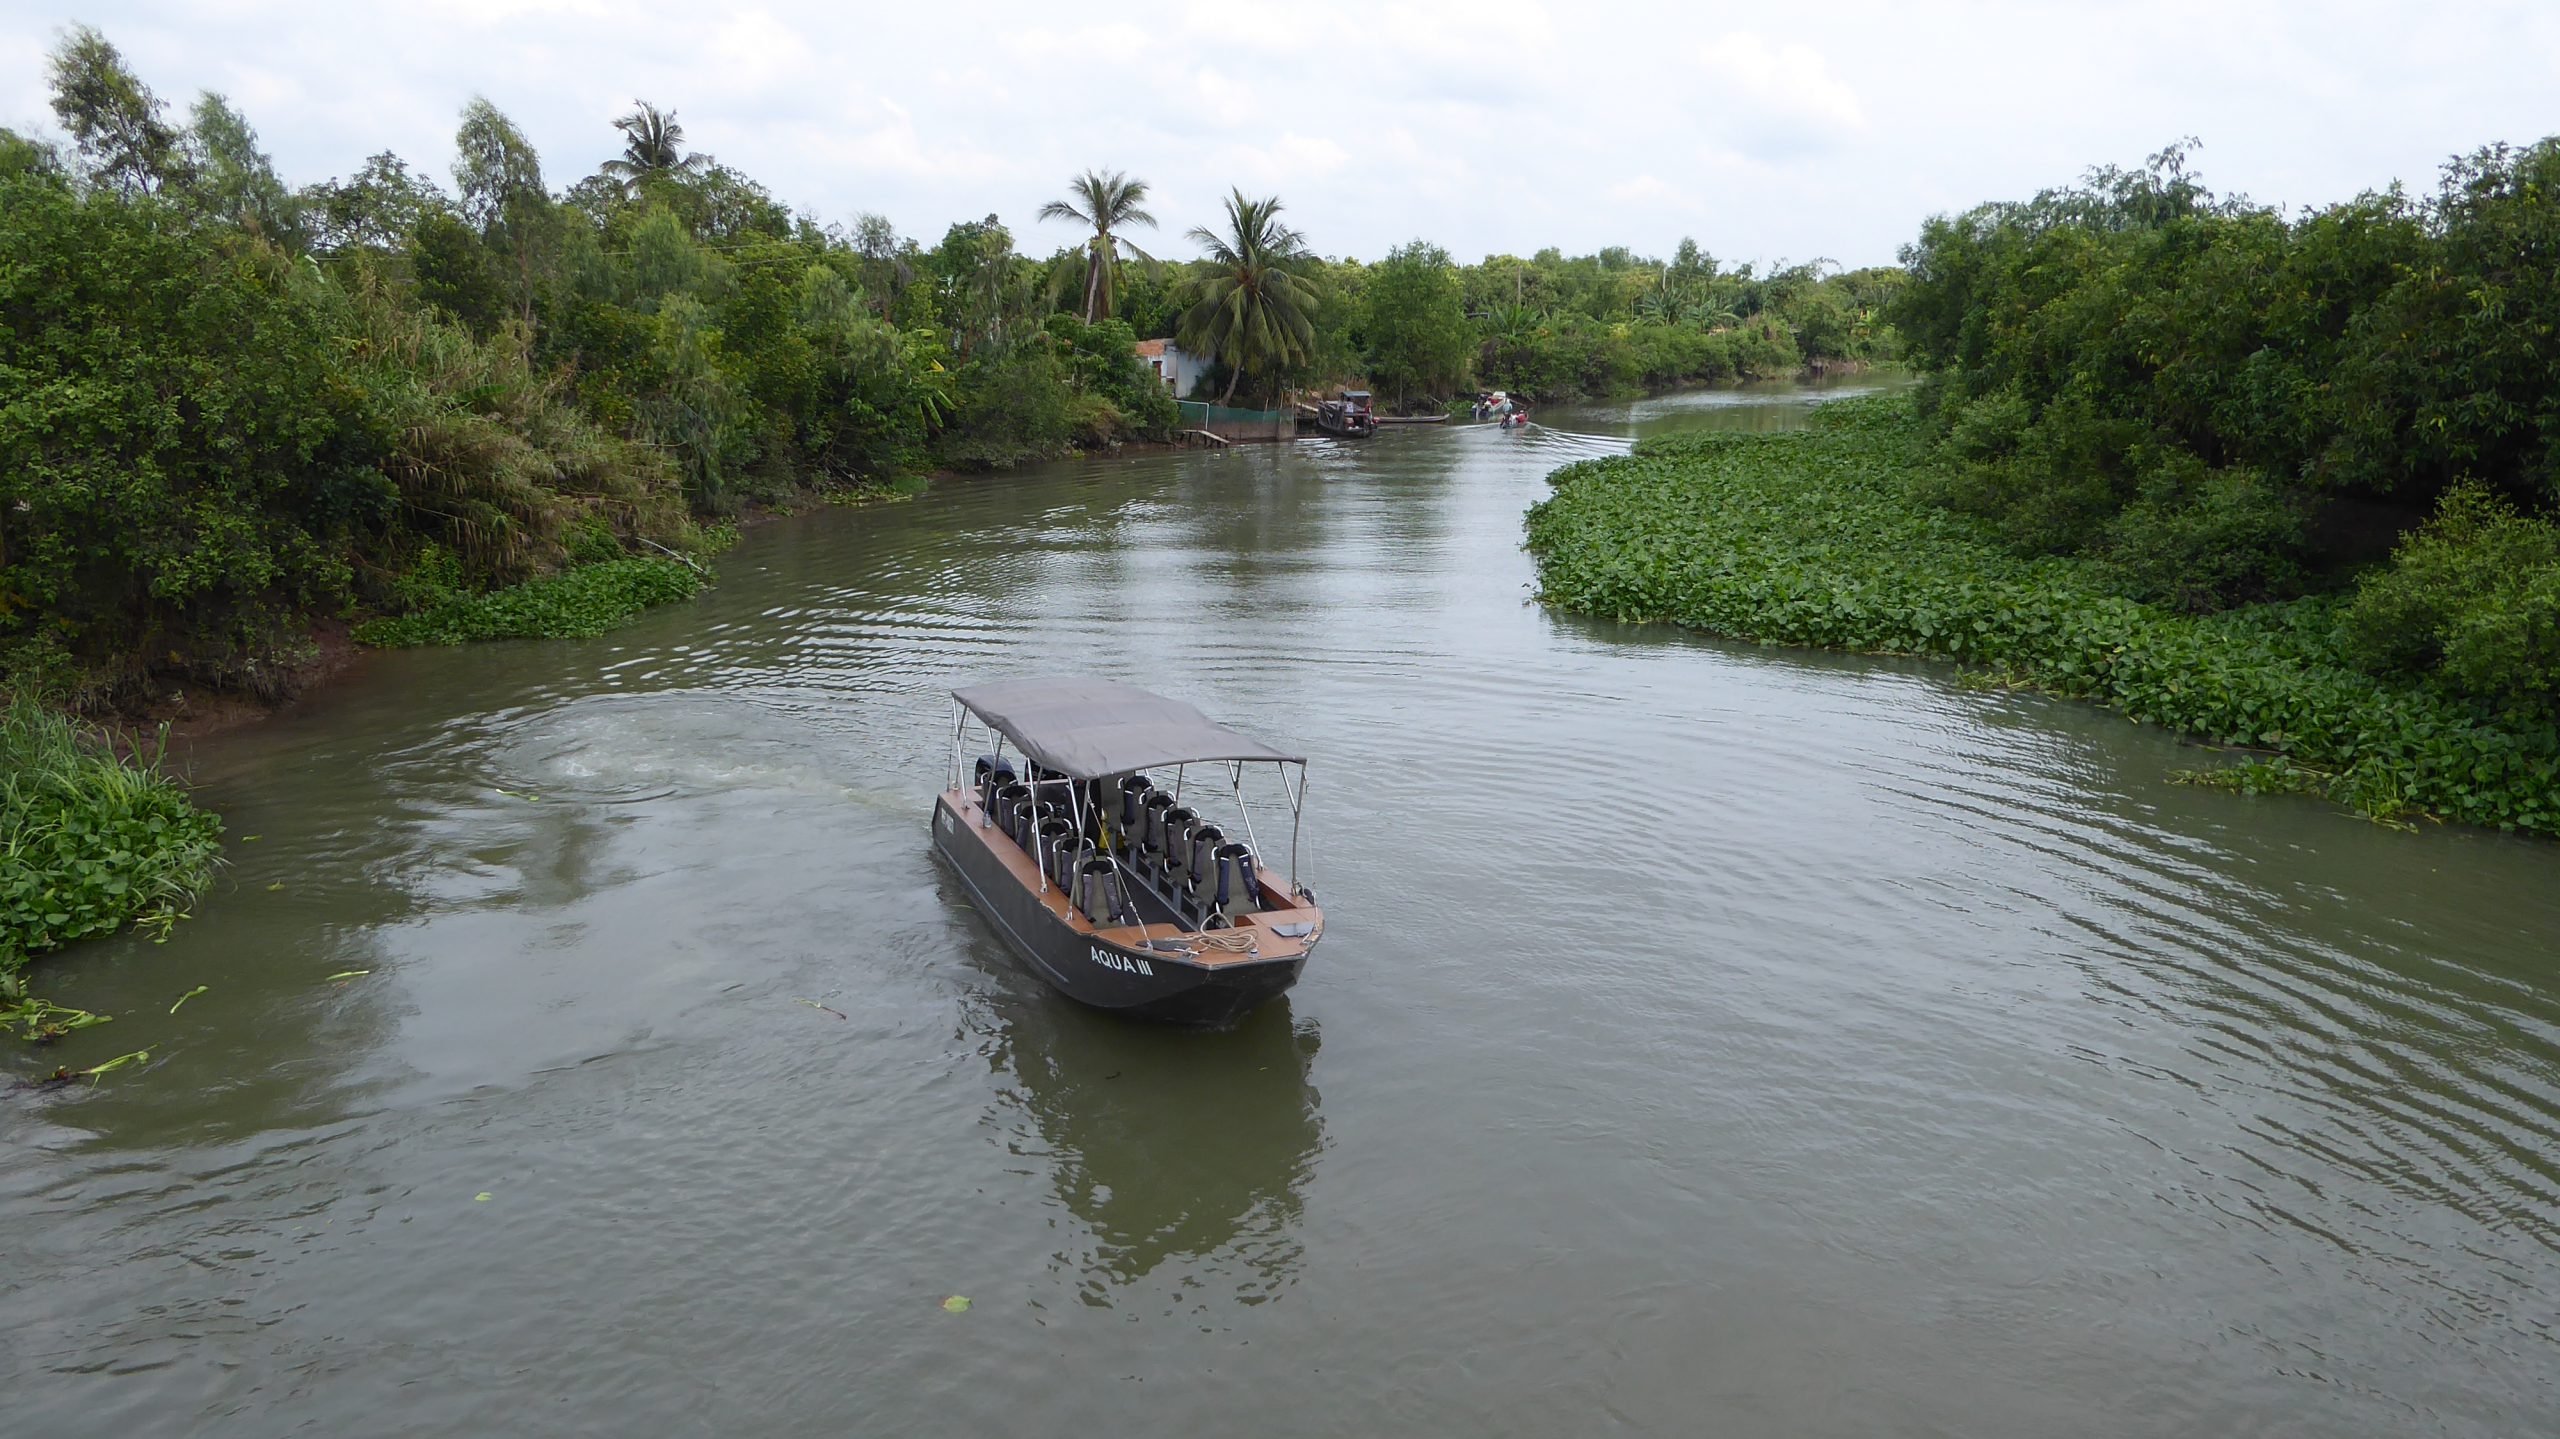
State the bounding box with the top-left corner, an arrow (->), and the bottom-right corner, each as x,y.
0,26 -> 1887,716
1529,138 -> 2560,837
1889,140 -> 2560,724
1,701 -> 225,994
1526,401 -> 2560,835
0,30 -> 1192,710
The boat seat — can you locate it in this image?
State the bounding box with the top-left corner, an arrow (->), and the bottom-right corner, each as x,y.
1052,835 -> 1097,892
1137,789 -> 1175,861
1034,816 -> 1076,883
992,782 -> 1033,846
1160,806 -> 1201,887
1181,822 -> 1224,903
1111,775 -> 1154,854
1074,856 -> 1134,927
976,757 -> 1016,817
1207,841 -> 1264,925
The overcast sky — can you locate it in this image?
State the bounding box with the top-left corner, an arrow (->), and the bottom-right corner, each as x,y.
5,1 -> 2558,269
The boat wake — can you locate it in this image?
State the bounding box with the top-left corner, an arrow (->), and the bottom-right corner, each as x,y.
477,691 -> 871,806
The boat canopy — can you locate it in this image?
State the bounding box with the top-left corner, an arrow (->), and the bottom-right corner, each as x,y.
951,677 -> 1304,779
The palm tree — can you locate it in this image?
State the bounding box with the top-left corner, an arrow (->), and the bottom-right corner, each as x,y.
1178,189 -> 1318,407
599,101 -> 710,195
1037,169 -> 1157,324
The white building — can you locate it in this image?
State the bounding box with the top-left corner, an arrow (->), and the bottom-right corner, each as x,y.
1134,338 -> 1215,400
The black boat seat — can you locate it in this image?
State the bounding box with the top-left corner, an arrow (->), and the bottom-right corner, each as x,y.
993,782 -> 1033,846
1137,789 -> 1175,860
1034,816 -> 1076,881
1112,775 -> 1154,853
1160,806 -> 1201,886
1074,856 -> 1132,927
1052,835 -> 1097,892
1182,823 -> 1224,904
1208,841 -> 1264,924
976,757 -> 1016,816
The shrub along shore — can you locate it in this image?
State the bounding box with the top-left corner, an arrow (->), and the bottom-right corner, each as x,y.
1525,398 -> 2560,837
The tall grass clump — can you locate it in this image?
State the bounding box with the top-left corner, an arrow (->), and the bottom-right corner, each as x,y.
0,699 -> 224,989
1524,397 -> 2560,836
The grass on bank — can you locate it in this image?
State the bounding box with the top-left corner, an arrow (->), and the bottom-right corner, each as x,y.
1523,397 -> 2560,837
0,700 -> 224,997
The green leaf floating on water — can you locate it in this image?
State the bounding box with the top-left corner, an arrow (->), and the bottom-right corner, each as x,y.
324,970 -> 371,983
941,1295 -> 971,1313
169,985 -> 208,1014
475,1192 -> 493,1202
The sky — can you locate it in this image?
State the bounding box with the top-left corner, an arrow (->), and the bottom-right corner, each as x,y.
4,1 -> 2559,270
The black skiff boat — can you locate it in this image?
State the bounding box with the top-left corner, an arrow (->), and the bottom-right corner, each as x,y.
931,677 -> 1324,1027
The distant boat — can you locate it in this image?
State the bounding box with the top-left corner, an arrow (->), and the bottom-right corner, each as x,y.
1313,390 -> 1379,437
931,677 -> 1325,1027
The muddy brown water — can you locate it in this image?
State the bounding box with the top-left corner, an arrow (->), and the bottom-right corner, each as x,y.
8,378 -> 2559,1437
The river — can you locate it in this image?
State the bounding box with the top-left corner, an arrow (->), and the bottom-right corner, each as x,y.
8,378 -> 2559,1437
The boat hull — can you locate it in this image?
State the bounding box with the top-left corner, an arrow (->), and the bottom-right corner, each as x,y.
931,795 -> 1312,1027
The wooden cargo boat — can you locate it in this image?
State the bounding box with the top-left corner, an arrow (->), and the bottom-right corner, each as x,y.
931,677 -> 1324,1027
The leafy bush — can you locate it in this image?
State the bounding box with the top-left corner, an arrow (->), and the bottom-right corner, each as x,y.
1,698 -> 223,978
933,350 -> 1078,471
352,557 -> 705,646
1525,397 -> 2560,836
2096,458 -> 2308,612
0,172 -> 384,696
2341,483 -> 2560,721
1888,137 -> 2560,691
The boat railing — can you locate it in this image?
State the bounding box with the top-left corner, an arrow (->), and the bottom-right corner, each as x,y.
946,702 -> 1307,937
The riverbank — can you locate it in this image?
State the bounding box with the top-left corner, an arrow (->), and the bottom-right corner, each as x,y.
1525,396 -> 2560,837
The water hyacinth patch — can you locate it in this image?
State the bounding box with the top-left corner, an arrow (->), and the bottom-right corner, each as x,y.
1,700 -> 225,983
1523,398 -> 2560,837
353,558 -> 708,648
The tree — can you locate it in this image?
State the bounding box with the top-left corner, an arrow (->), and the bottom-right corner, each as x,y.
1037,168 -> 1157,324
598,101 -> 711,196
452,98 -> 544,232
301,152 -> 446,254
931,214 -> 1021,355
1178,189 -> 1317,406
0,126 -> 67,182
180,93 -> 303,245
45,25 -> 185,197
450,99 -> 553,325
0,170 -> 385,681
1359,240 -> 1470,408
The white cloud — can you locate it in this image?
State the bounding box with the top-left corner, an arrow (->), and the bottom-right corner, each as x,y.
1609,175 -> 1701,213
9,0 -> 2560,268
1695,32 -> 1866,155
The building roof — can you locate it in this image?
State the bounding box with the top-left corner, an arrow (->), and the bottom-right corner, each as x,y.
1135,338 -> 1170,358
953,676 -> 1303,778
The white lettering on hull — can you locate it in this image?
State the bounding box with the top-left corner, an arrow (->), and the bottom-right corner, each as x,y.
1089,945 -> 1154,977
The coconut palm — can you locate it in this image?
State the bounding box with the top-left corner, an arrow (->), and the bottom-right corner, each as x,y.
599,101 -> 710,195
1177,189 -> 1318,407
1037,169 -> 1157,324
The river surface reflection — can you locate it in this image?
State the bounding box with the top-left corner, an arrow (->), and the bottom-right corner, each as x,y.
7,376 -> 2559,1437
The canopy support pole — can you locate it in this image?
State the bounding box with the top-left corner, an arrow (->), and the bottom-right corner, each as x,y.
1228,761 -> 1263,876
1283,762 -> 1306,897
